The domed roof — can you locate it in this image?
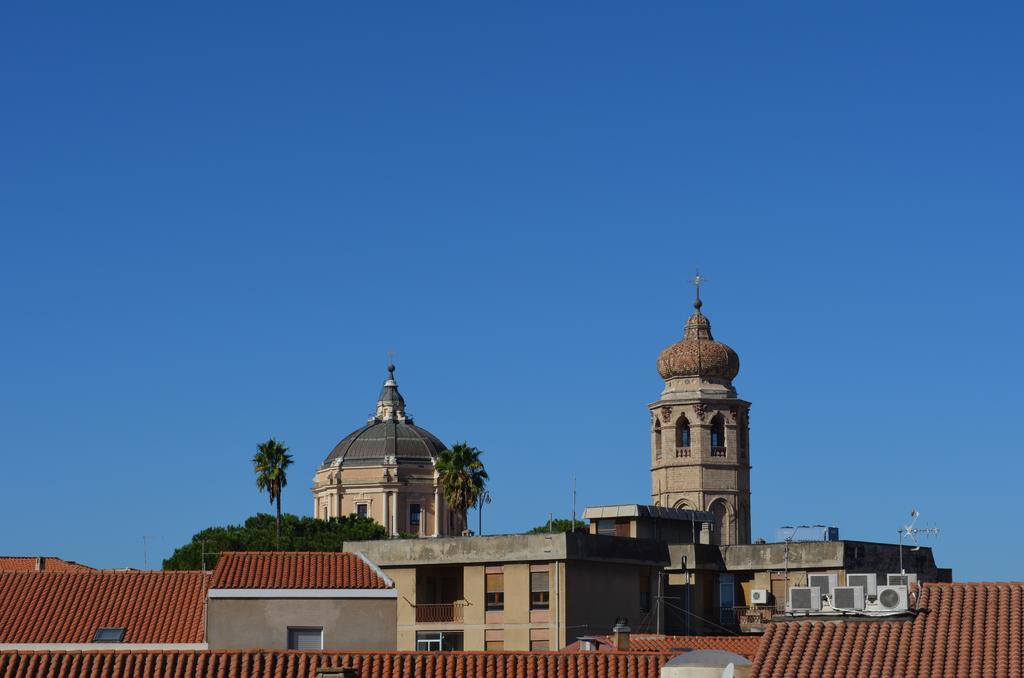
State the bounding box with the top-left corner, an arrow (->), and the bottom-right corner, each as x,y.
657,296 -> 740,382
320,364 -> 447,468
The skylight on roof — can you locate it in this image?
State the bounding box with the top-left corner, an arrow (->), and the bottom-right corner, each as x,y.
92,627 -> 126,642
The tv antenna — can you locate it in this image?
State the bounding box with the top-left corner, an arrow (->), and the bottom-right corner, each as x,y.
897,509 -> 940,574
142,535 -> 158,569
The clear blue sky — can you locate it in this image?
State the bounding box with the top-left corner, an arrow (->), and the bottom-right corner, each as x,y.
1,3 -> 1021,580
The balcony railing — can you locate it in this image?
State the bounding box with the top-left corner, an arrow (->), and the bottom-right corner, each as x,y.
676,446 -> 691,457
415,602 -> 465,624
711,446 -> 727,457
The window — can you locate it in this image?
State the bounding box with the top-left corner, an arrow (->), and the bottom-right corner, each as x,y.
639,573 -> 651,613
531,571 -> 550,610
485,639 -> 504,650
677,417 -> 691,448
410,503 -> 421,530
654,421 -> 662,460
485,572 -> 505,611
719,574 -> 736,625
710,415 -> 725,450
356,503 -> 368,518
416,631 -> 463,651
92,627 -> 125,643
287,627 -> 323,650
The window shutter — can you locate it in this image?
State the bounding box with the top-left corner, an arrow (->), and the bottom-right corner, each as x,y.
288,628 -> 323,650
531,571 -> 549,593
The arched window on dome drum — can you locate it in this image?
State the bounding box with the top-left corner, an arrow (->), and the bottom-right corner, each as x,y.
654,421 -> 662,460
710,415 -> 725,456
676,417 -> 691,455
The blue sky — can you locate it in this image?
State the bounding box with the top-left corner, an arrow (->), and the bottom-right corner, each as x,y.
1,3 -> 1021,580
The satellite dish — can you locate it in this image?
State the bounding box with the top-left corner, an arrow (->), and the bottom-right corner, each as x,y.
721,663 -> 735,678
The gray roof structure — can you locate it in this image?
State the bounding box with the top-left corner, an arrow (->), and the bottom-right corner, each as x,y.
320,364 -> 447,468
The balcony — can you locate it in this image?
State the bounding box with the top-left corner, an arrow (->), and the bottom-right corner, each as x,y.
415,602 -> 465,624
711,446 -> 727,457
676,446 -> 691,457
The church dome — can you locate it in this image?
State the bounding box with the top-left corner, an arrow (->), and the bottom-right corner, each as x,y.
320,364 -> 447,468
657,296 -> 740,382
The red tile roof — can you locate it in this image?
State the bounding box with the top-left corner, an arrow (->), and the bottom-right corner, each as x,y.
0,571 -> 209,644
0,557 -> 93,573
630,634 -> 761,657
565,634 -> 761,658
751,582 -> 1024,678
211,552 -> 392,590
0,650 -> 673,677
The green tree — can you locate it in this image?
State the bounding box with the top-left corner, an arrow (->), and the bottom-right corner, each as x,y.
252,437 -> 294,545
436,442 -> 488,534
162,513 -> 387,570
527,518 -> 578,534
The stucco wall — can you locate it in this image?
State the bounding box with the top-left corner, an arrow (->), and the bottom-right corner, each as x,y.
206,597 -> 396,650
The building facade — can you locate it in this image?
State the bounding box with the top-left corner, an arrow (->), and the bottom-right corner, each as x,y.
346,533 -> 669,651
205,552 -> 396,650
650,288 -> 751,545
311,364 -> 454,537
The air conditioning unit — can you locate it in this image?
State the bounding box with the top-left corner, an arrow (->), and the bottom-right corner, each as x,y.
831,586 -> 866,611
887,573 -> 918,587
807,573 -> 838,598
875,585 -> 909,611
750,589 -> 769,605
788,586 -> 822,612
845,573 -> 878,597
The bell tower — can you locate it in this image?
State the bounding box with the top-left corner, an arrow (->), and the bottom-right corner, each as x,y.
650,276 -> 751,545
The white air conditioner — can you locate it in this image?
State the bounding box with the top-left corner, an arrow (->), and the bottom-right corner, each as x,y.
887,573 -> 918,587
788,586 -> 821,612
807,573 -> 838,598
845,573 -> 878,597
831,586 -> 866,611
750,589 -> 769,605
875,585 -> 909,611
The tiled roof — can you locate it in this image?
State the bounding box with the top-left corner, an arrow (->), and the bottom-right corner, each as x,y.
751,582 -> 1024,677
211,552 -> 392,590
0,650 -> 673,678
0,571 -> 208,644
566,634 -> 761,658
629,634 -> 761,657
0,557 -> 93,573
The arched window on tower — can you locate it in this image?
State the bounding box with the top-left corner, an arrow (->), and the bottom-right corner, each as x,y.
654,420 -> 662,460
709,499 -> 730,545
676,417 -> 691,457
739,415 -> 748,458
710,415 -> 725,456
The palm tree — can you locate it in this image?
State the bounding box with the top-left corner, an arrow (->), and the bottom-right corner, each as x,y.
436,442 -> 488,535
252,437 -> 294,546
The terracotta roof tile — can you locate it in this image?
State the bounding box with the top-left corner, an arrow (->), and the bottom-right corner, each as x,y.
210,552 -> 391,589
0,557 -> 93,573
751,582 -> 1024,678
566,634 -> 761,658
0,650 -> 673,677
0,571 -> 208,643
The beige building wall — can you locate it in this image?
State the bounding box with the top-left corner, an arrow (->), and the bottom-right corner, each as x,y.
206,597 -> 396,650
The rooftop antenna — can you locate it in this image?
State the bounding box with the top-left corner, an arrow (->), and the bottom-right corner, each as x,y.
779,525 -> 820,609
142,535 -> 157,569
571,475 -> 577,532
898,509 -> 940,574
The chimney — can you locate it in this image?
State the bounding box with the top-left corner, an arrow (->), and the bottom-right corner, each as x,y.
611,617 -> 631,651
315,669 -> 357,678
35,557 -> 44,572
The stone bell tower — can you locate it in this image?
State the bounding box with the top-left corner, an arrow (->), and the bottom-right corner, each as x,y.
650,277 -> 751,545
